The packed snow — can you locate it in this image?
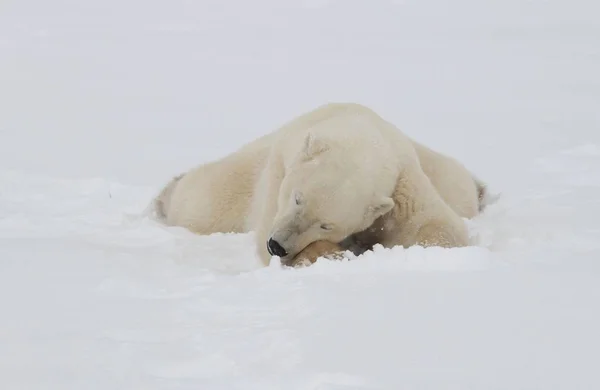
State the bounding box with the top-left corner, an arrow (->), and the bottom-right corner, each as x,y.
1,0 -> 599,388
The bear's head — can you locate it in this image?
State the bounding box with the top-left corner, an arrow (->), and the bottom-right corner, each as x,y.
266,132 -> 395,262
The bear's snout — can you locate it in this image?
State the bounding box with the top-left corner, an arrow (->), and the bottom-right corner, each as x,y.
267,238 -> 288,258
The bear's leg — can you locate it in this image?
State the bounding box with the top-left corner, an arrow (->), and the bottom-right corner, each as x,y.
287,240 -> 346,268
414,220 -> 469,248
388,165 -> 470,249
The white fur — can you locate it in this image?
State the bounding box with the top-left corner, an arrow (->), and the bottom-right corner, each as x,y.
153,102 -> 486,266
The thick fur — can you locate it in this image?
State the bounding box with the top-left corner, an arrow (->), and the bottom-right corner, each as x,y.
153,174 -> 183,220
152,102 -> 488,266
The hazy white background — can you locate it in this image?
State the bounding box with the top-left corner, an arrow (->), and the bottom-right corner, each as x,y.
1,0 -> 599,388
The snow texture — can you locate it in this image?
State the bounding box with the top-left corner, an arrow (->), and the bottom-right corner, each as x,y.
1,0 -> 600,389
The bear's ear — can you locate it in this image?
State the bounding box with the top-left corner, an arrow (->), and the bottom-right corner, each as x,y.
367,197 -> 394,219
302,132 -> 330,161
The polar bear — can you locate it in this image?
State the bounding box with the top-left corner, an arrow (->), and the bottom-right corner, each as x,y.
153,102 -> 486,266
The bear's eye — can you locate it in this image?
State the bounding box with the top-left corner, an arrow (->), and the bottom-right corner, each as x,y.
320,223 -> 333,231
294,191 -> 304,206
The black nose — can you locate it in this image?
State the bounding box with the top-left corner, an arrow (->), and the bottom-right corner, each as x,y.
267,238 -> 288,257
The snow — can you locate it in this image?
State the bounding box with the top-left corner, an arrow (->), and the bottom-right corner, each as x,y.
1,0 -> 599,388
